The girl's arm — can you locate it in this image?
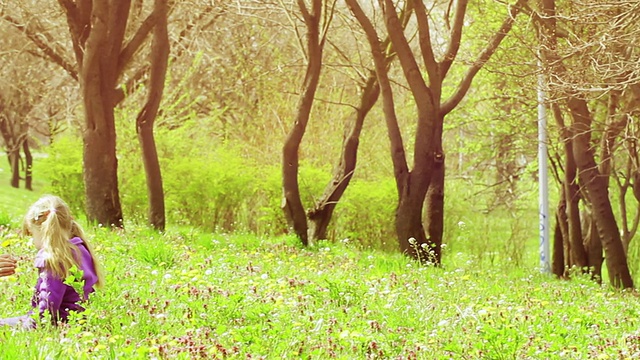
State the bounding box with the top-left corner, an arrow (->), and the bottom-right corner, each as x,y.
34,271 -> 68,323
0,254 -> 17,277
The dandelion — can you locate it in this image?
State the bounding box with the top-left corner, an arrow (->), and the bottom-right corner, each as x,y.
205,269 -> 213,276
261,273 -> 269,280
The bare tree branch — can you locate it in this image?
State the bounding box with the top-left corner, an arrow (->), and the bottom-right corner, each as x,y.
118,10 -> 158,75
441,0 -> 527,116
1,14 -> 78,81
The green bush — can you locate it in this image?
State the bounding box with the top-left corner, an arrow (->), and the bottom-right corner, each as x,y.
162,145 -> 257,232
39,135 -> 85,215
332,178 -> 397,251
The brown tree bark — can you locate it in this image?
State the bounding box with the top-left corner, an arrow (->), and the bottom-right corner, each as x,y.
308,75 -> 379,241
550,104 -> 587,269
282,0 -> 325,246
538,0 -> 632,288
423,122 -> 445,262
553,190 -> 568,277
77,0 -> 127,227
54,0 -> 165,227
347,0 -> 433,262
136,0 -> 169,231
569,97 -> 633,288
307,9 -> 409,242
347,0 -> 525,264
23,138 -> 32,191
0,114 -> 23,189
9,149 -> 19,189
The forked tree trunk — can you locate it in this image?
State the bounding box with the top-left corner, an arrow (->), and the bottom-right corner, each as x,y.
308,75 -> 379,241
308,7 -> 411,243
350,0 -> 523,264
347,0 -> 432,261
80,0 -> 124,227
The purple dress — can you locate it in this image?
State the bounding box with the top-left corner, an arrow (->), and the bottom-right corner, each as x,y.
0,237 -> 99,328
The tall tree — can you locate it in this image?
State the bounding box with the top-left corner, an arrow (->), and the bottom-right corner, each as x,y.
306,3 -> 410,242
347,0 -> 527,264
136,0 -> 169,230
537,0 -> 635,288
282,0 -> 334,245
3,1 -> 170,228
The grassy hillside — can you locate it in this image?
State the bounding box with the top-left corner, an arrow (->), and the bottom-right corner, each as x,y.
0,165 -> 44,226
1,214 -> 638,359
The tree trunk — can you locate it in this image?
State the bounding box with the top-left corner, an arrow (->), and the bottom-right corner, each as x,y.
281,0 -> 324,246
553,192 -> 568,277
396,175 -> 432,262
0,117 -> 20,188
9,149 -> 19,188
308,75 -> 379,241
83,109 -> 122,227
582,210 -> 603,282
551,102 -> 587,271
136,0 -> 169,231
23,138 -> 32,191
569,97 -> 633,288
423,150 -> 445,264
563,135 -> 587,269
81,1 -> 123,227
138,122 -> 164,229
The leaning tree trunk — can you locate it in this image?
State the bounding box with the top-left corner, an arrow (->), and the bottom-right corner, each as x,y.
553,101 -> 586,270
281,0 -> 323,246
136,0 -> 169,231
308,75 -> 379,241
308,6 -> 411,243
569,96 -> 633,288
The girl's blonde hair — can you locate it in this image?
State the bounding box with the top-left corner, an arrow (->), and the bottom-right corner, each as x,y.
23,195 -> 104,287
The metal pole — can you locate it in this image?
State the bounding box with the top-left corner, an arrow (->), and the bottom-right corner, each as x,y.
538,66 -> 550,273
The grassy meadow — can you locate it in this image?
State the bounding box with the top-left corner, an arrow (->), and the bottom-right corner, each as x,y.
1,166 -> 640,359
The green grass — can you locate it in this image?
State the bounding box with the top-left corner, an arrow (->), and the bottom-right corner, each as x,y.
1,162 -> 638,359
1,224 -> 639,359
0,162 -> 47,227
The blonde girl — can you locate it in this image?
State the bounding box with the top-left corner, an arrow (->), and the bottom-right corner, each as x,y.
0,195 -> 104,328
